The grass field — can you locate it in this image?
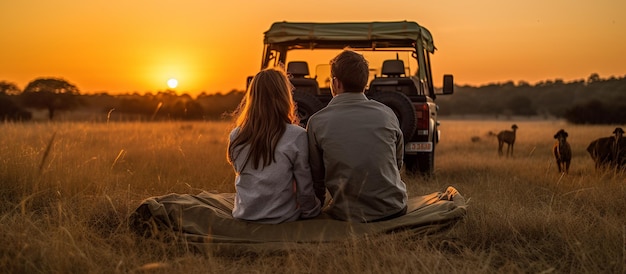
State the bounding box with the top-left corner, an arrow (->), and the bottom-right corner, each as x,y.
1,119 -> 624,273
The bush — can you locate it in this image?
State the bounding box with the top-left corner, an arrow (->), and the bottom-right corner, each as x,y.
0,95 -> 31,121
563,100 -> 626,124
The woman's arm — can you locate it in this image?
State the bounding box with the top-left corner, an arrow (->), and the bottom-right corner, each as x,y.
293,130 -> 321,218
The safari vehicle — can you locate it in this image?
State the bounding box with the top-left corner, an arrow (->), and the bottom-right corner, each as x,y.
253,21 -> 454,176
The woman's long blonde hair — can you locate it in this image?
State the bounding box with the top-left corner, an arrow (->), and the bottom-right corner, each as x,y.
228,68 -> 298,169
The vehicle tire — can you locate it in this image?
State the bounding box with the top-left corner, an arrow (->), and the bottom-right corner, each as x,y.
368,92 -> 417,141
416,149 -> 434,176
293,90 -> 324,127
404,154 -> 419,175
404,137 -> 435,177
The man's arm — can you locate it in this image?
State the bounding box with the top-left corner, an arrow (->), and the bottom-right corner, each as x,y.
394,119 -> 404,170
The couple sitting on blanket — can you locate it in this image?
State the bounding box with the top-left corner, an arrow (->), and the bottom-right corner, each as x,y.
229,50 -> 407,224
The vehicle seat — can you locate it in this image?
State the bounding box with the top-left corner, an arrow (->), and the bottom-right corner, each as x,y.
381,59 -> 405,77
287,61 -> 319,95
368,59 -> 419,96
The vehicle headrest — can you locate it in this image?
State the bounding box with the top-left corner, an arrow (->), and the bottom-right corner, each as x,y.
381,60 -> 405,76
287,61 -> 310,78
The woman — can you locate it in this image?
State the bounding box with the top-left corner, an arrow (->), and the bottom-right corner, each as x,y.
227,68 -> 321,224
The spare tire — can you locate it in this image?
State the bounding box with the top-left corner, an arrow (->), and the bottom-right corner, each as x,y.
368,92 -> 417,140
293,90 -> 325,127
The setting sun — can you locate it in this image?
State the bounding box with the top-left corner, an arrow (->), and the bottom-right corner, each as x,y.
167,78 -> 178,89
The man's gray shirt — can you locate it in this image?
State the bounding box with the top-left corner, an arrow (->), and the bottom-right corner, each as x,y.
307,92 -> 407,222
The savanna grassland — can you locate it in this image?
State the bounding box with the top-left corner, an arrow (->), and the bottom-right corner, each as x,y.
1,119 -> 625,273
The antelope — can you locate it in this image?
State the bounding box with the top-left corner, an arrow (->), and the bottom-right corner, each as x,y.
553,129 -> 571,174
497,124 -> 518,157
587,127 -> 625,170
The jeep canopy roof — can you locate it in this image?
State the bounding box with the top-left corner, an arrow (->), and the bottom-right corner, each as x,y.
264,21 -> 435,53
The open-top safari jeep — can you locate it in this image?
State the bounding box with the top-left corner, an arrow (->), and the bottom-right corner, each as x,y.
253,21 -> 454,176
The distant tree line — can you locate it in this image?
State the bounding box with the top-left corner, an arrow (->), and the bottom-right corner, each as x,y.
436,73 -> 626,124
82,90 -> 244,121
0,78 -> 244,121
2,73 -> 626,124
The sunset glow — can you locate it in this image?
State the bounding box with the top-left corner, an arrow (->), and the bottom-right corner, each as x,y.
167,78 -> 178,89
1,1 -> 625,96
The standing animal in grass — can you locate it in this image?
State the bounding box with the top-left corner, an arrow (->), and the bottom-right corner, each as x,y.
553,129 -> 571,174
587,127 -> 625,169
587,137 -> 614,169
497,124 -> 518,157
612,127 -> 626,169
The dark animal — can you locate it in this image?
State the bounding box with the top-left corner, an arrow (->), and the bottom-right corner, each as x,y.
587,127 -> 625,170
553,129 -> 571,174
613,128 -> 626,169
587,137 -> 614,169
497,124 -> 518,157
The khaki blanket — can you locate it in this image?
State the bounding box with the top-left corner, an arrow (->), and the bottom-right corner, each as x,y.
129,186 -> 467,246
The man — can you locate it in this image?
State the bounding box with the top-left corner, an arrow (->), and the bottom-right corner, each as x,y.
306,50 -> 408,222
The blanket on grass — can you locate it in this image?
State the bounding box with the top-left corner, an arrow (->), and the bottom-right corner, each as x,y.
129,186 -> 467,246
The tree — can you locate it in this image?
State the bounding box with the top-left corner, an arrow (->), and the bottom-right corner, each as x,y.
0,81 -> 20,95
21,78 -> 82,120
587,73 -> 601,84
0,95 -> 31,121
0,81 -> 31,121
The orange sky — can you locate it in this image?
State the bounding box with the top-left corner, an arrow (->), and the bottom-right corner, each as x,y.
1,1 -> 625,96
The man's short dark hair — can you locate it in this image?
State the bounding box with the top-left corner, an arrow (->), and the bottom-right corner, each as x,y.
330,50 -> 369,92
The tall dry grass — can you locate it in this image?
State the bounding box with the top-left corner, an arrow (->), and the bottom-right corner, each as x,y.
0,119 -> 624,273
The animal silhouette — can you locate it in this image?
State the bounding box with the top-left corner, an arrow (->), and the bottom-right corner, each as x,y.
497,124 -> 518,157
609,127 -> 626,169
587,127 -> 625,170
553,129 -> 571,174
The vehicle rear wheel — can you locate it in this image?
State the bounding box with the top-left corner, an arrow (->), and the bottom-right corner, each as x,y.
416,150 -> 434,176
404,154 -> 419,175
293,90 -> 324,127
368,92 -> 417,140
404,141 -> 435,177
